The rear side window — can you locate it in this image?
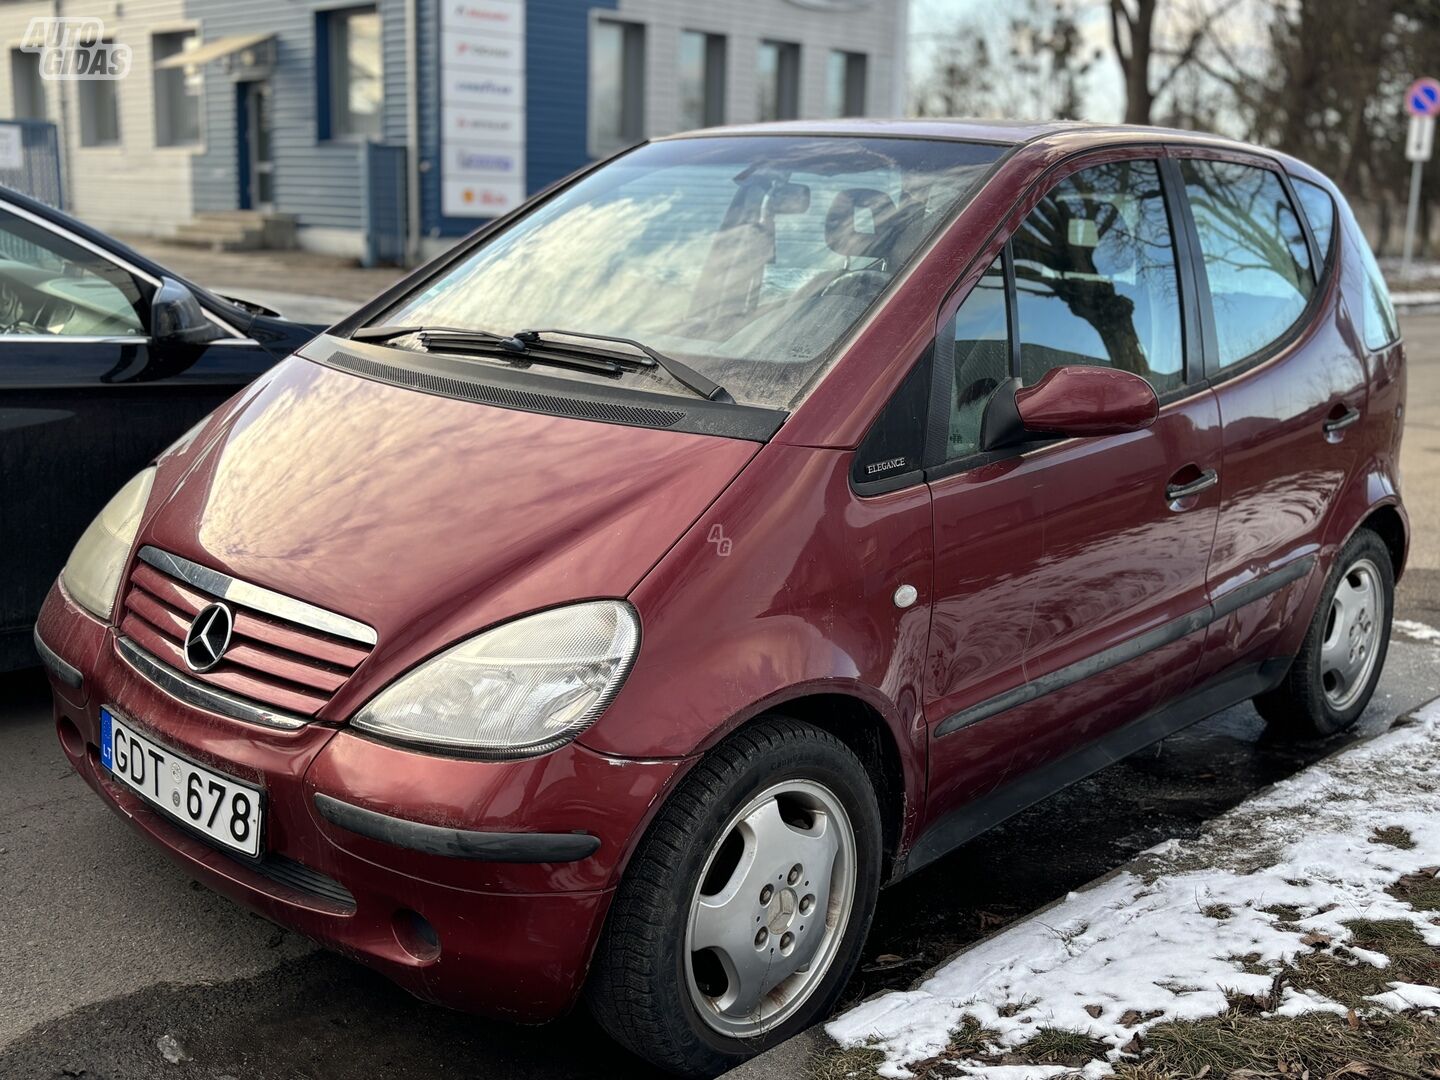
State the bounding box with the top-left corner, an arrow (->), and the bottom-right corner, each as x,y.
1292,178 -> 1336,264
1181,159 -> 1313,367
1011,160 -> 1185,395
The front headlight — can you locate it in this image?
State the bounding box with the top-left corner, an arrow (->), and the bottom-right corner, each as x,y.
60,467 -> 155,621
352,601 -> 640,757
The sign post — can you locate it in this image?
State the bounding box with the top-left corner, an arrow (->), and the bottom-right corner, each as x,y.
1401,77 -> 1440,279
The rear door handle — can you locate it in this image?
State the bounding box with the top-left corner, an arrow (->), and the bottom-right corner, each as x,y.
1323,406 -> 1361,434
1165,468 -> 1218,502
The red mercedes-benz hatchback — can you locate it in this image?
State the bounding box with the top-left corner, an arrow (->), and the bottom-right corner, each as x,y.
37,120 -> 1406,1076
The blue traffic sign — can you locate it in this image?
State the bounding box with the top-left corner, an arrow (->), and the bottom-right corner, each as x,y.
1407,77 -> 1440,117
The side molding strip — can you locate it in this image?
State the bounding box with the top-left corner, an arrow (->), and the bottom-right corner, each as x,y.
907,656 -> 1294,875
934,556 -> 1316,739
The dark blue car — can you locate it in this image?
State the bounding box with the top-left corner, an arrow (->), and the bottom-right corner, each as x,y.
0,186 -> 322,670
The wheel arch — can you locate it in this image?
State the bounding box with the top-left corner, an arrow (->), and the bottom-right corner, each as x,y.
600,684 -> 921,902
1357,503 -> 1409,582
760,692 -> 912,885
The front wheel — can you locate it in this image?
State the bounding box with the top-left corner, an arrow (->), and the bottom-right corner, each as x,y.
1255,528 -> 1394,737
588,716 -> 883,1077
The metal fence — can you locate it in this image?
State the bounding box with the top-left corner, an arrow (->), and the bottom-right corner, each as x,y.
0,120 -> 63,209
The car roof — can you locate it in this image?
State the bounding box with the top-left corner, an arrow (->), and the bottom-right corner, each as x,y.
661,117 -> 1269,156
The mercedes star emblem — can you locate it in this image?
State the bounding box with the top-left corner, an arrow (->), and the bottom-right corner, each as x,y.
184,601 -> 234,673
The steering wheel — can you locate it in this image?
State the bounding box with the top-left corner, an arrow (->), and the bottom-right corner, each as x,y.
817,268 -> 890,303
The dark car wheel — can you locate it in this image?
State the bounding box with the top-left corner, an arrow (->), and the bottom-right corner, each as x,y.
1254,528 -> 1394,738
588,716 -> 883,1078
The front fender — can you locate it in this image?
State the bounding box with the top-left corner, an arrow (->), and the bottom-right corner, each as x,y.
579,441 -> 933,849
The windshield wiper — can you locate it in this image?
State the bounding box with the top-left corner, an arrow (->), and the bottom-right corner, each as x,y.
351,323 -> 732,403
350,324 -> 524,350
512,328 -> 732,403
350,324 -> 625,376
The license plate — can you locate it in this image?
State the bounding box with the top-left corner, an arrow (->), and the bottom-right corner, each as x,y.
100,708 -> 263,858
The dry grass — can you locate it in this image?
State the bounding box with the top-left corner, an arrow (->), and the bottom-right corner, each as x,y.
1282,918 -> 1438,1008
808,1043 -> 888,1080
1202,903 -> 1234,920
1135,1009 -> 1440,1079
1371,825 -> 1419,850
1017,1026 -> 1109,1066
1228,951 -> 1274,977
808,1017 -> 1001,1080
946,1015 -> 999,1058
1390,868 -> 1440,913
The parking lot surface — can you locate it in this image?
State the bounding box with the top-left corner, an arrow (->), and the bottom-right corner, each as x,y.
2,312 -> 1437,1080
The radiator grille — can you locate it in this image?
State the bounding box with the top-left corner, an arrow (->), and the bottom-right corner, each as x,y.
118,555 -> 372,720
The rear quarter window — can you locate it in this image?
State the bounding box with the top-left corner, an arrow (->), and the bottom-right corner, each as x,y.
1293,176 -> 1397,350
1292,178 -> 1336,265
1353,228 -> 1400,351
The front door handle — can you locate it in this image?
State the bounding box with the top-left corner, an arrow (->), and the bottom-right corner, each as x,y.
1323,406 -> 1361,434
1165,468 -> 1218,502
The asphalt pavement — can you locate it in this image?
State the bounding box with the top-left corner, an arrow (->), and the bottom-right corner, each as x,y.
2,313 -> 1437,1080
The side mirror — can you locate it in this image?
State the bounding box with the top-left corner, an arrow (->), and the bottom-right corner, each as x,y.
979,366 -> 1158,451
150,277 -> 225,346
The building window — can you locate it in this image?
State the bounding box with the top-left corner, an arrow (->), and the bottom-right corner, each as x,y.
757,40 -> 799,121
153,31 -> 201,146
78,60 -> 121,146
323,6 -> 382,140
10,49 -> 45,120
826,50 -> 867,117
590,19 -> 645,156
678,31 -> 725,131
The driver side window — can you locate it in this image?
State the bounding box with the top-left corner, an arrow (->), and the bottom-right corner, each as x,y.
0,208 -> 146,336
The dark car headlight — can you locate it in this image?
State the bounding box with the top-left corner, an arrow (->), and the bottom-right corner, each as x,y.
60,467 -> 155,621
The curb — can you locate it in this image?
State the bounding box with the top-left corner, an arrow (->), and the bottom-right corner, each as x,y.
717,700 -> 1437,1079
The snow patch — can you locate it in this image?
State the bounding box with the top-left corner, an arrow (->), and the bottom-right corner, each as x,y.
1388,289 -> 1440,307
826,702 -> 1440,1079
1395,618 -> 1440,646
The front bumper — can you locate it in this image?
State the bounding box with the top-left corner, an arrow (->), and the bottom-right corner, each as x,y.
36,581 -> 684,1022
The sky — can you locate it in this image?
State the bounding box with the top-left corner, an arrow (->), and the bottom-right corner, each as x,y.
905,0 -> 1143,122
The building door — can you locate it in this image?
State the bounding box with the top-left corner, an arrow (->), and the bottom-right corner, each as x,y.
239,81 -> 275,211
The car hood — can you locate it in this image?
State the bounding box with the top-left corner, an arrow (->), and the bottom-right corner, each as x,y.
141,355 -> 760,692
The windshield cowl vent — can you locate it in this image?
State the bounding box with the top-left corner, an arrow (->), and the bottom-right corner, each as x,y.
322,349 -> 688,430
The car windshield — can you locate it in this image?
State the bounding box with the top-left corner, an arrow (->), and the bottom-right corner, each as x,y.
377,135 -> 1003,409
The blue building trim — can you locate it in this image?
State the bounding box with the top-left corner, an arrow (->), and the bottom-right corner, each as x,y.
419,0 -> 615,239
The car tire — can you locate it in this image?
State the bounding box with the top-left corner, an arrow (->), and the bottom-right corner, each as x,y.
1254,528 -> 1394,738
587,715 -> 883,1078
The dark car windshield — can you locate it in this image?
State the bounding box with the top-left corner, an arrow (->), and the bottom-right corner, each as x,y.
377,135 -> 1003,409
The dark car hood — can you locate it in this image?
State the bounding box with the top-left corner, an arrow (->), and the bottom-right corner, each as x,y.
141,354 -> 760,683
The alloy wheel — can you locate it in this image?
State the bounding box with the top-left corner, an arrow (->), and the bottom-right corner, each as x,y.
1320,556 -> 1384,712
683,779 -> 857,1039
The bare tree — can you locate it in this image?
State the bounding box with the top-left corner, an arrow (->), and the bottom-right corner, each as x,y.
913,0 -> 1102,120
1113,0 -> 1256,125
